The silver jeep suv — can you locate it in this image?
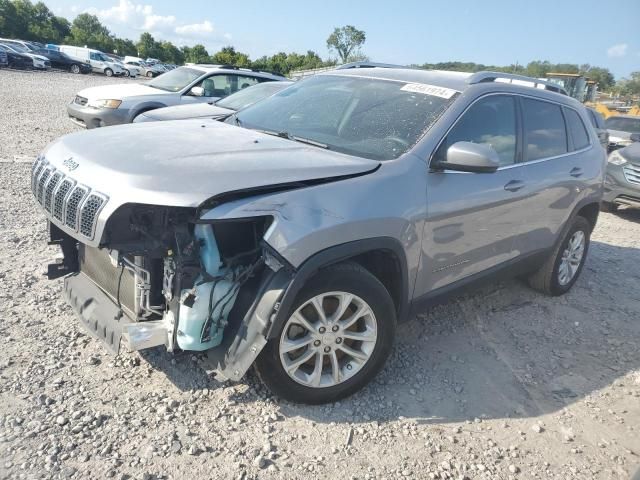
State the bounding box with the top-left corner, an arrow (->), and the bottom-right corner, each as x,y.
33,68 -> 605,404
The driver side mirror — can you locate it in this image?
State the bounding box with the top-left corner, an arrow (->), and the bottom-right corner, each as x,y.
190,86 -> 205,97
435,141 -> 500,173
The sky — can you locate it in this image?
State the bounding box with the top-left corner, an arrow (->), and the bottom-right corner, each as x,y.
45,0 -> 639,78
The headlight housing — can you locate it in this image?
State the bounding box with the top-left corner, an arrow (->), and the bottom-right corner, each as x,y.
608,150 -> 627,166
88,99 -> 122,109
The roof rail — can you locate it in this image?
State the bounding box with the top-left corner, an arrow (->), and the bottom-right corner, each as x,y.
193,63 -> 284,77
467,71 -> 568,95
335,61 -> 410,70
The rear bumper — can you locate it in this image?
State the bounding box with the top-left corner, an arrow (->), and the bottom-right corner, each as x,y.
67,101 -> 131,128
603,164 -> 640,205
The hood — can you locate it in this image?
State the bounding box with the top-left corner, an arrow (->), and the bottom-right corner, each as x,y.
607,129 -> 632,142
619,142 -> 640,163
42,119 -> 379,234
78,83 -> 164,100
144,103 -> 233,121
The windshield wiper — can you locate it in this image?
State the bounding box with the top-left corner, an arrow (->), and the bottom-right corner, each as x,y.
252,128 -> 329,149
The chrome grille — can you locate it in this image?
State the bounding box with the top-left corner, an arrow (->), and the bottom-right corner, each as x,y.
65,186 -> 88,230
53,179 -> 74,221
31,157 -> 108,240
79,194 -> 106,238
36,167 -> 53,204
44,172 -> 63,212
623,163 -> 640,185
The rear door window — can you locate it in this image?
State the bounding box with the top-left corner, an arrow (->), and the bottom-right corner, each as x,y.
564,108 -> 590,150
522,98 -> 568,161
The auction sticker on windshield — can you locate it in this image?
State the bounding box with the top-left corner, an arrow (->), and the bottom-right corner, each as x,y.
400,83 -> 458,99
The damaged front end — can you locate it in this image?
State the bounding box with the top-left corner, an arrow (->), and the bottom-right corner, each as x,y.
54,202 -> 292,381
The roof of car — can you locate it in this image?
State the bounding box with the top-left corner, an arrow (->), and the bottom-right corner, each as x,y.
323,67 -> 473,92
186,64 -> 287,79
322,67 -> 570,97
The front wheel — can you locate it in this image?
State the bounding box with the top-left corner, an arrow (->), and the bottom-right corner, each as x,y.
104,68 -> 113,77
146,71 -> 153,78
123,69 -> 130,77
254,262 -> 396,404
528,216 -> 591,296
70,64 -> 80,74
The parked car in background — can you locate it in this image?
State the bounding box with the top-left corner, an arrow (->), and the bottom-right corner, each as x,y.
59,46 -> 125,77
586,107 -> 609,150
0,42 -> 50,69
38,68 -> 604,404
606,115 -> 640,151
0,49 -> 7,67
0,38 -> 41,53
124,60 -> 158,78
603,142 -> 640,211
134,80 -> 293,123
0,44 -> 33,69
33,48 -> 91,74
67,65 -> 287,128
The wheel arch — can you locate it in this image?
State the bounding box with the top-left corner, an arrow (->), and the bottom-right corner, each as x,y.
266,237 -> 410,340
128,103 -> 167,122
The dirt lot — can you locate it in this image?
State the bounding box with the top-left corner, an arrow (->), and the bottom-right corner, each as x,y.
0,69 -> 639,480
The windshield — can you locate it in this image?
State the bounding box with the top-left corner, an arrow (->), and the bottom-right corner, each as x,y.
148,67 -> 202,92
233,75 -> 456,160
216,82 -> 292,111
606,117 -> 640,134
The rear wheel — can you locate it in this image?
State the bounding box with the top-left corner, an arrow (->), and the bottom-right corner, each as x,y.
528,216 -> 591,296
123,69 -> 130,77
70,64 -> 80,74
146,71 -> 154,78
104,68 -> 113,77
255,262 -> 396,404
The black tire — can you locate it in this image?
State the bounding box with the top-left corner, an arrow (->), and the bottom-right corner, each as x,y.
104,68 -> 113,77
254,262 -> 397,404
528,216 -> 591,296
601,202 -> 618,213
146,71 -> 154,78
70,64 -> 80,74
123,69 -> 130,77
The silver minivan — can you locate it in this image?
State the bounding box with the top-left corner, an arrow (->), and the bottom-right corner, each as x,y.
33,68 -> 605,404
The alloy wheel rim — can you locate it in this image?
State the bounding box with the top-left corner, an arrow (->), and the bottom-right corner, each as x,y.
279,291 -> 378,388
558,230 -> 585,286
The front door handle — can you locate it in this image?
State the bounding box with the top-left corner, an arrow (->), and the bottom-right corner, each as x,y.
504,180 -> 525,192
570,167 -> 583,178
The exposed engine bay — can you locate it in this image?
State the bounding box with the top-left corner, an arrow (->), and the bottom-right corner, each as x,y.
51,203 -> 283,374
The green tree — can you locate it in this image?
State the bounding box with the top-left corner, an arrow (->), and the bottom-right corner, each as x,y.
210,46 -> 250,67
159,41 -> 183,64
617,72 -> 640,96
137,32 -> 163,59
0,0 -> 24,38
326,25 -> 366,64
67,13 -> 114,52
183,44 -> 208,63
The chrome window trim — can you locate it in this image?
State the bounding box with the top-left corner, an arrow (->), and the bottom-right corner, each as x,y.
429,91 -> 594,174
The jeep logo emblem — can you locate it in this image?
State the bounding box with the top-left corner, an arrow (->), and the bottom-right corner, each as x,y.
63,157 -> 79,171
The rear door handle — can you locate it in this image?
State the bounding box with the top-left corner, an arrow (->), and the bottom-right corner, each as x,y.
570,167 -> 583,177
504,180 -> 525,192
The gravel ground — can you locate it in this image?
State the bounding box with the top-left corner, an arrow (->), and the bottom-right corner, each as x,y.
0,69 -> 639,480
